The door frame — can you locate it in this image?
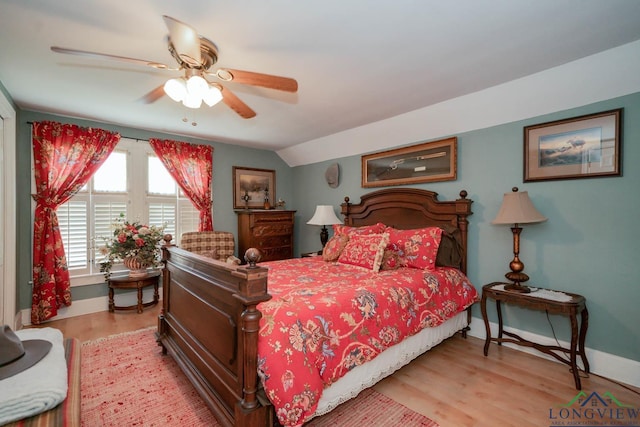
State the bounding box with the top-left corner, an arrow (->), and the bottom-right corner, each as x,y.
0,90 -> 17,328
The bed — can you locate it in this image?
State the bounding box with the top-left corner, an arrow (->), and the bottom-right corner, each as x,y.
157,187 -> 475,427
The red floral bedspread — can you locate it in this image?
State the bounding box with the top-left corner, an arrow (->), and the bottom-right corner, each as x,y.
257,257 -> 478,426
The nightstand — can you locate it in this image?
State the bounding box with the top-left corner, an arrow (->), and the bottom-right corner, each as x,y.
481,282 -> 589,389
301,251 -> 322,258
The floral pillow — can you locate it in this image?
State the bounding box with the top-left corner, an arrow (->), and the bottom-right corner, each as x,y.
322,233 -> 350,262
333,222 -> 386,237
386,227 -> 444,271
337,233 -> 389,272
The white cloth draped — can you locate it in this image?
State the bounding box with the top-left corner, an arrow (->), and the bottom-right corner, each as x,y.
0,327 -> 67,425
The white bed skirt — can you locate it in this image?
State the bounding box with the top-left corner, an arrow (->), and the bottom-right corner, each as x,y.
313,310 -> 468,418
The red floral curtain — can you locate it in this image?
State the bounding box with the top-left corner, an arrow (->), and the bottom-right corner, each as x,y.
149,138 -> 213,231
31,121 -> 120,324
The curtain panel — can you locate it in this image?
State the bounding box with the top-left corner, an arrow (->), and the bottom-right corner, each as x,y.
149,138 -> 213,232
31,121 -> 120,324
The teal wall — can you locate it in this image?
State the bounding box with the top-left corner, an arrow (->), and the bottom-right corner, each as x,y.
292,92 -> 640,362
9,92 -> 640,363
14,110 -> 295,310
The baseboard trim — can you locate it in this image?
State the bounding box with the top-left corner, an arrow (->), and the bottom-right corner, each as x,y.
21,287 -> 161,326
468,318 -> 640,389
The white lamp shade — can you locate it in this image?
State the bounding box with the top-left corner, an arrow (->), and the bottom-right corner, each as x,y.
307,205 -> 342,226
164,78 -> 187,102
203,85 -> 223,107
492,189 -> 547,225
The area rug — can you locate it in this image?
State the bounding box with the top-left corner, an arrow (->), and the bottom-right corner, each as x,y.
81,327 -> 439,426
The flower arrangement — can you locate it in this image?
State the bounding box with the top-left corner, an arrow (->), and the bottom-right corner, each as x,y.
99,214 -> 165,278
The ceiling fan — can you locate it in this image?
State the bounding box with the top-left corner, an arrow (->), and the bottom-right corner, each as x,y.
50,15 -> 298,119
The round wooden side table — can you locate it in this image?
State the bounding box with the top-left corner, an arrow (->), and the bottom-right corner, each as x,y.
108,271 -> 160,313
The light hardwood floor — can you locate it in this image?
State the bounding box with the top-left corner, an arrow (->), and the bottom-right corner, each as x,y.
35,308 -> 640,427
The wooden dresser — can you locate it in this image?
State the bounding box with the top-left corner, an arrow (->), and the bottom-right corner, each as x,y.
236,210 -> 296,262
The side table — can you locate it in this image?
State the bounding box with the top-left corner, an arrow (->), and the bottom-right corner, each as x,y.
108,271 -> 160,313
481,282 -> 589,389
301,251 -> 322,258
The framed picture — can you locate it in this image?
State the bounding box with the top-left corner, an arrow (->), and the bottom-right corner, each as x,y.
361,137 -> 457,188
233,166 -> 275,209
524,109 -> 622,182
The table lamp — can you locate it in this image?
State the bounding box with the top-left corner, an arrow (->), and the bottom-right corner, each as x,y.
492,187 -> 547,293
307,205 -> 342,253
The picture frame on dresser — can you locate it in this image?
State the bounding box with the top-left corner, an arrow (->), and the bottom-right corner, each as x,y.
233,166 -> 276,209
361,137 -> 457,188
524,108 -> 622,182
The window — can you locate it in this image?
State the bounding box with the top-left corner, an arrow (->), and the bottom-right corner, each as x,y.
55,138 -> 200,285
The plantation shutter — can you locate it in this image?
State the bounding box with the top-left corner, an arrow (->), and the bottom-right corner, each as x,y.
57,201 -> 88,270
94,201 -> 127,264
178,199 -> 200,238
149,202 -> 175,240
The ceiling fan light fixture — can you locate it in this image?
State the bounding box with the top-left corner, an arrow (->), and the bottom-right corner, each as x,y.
164,77 -> 187,102
203,85 -> 223,107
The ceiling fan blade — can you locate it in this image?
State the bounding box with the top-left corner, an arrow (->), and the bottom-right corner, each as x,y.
220,86 -> 256,119
51,46 -> 169,69
162,15 -> 201,67
216,68 -> 298,92
139,84 -> 166,104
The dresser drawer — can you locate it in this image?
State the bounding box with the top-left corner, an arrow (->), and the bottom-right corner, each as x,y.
255,235 -> 291,249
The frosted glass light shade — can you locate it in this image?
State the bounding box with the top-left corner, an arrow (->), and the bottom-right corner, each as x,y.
203,85 -> 223,107
186,75 -> 208,97
182,91 -> 202,109
164,78 -> 187,102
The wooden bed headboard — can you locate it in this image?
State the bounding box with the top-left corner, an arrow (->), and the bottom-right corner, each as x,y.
341,188 -> 473,272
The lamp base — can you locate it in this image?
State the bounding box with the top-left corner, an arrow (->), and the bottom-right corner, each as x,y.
504,283 -> 531,293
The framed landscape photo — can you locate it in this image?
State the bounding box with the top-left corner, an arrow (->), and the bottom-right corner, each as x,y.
361,137 -> 457,188
524,109 -> 622,182
233,167 -> 275,209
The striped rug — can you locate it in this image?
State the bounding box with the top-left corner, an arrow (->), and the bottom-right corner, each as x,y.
81,327 -> 439,427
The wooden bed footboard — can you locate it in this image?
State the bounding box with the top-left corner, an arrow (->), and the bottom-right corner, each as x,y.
156,245 -> 272,427
157,188 -> 473,427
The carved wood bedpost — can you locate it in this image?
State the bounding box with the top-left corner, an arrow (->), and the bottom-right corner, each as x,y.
157,234 -> 175,353
455,190 -> 473,275
234,251 -> 272,426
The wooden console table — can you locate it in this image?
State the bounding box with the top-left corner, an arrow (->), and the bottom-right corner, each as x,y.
481,282 -> 589,389
108,271 -> 160,313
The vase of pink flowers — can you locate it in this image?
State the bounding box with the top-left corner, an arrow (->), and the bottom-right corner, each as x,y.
99,214 -> 164,279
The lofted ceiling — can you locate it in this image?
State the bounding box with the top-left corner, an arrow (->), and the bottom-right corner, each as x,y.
1,0 -> 640,155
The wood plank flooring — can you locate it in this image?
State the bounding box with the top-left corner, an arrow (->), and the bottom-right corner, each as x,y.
35,308 -> 640,427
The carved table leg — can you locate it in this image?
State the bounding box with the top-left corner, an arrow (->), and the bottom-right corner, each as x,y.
108,285 -> 115,312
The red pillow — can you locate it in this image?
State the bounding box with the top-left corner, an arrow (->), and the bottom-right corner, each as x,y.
386,227 -> 443,270
333,222 -> 386,237
337,233 -> 389,272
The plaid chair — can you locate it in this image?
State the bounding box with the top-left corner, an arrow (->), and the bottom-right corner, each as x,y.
179,231 -> 235,261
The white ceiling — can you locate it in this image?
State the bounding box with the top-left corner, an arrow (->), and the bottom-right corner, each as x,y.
2,0 -> 640,155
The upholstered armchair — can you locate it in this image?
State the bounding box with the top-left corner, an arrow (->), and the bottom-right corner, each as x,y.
179,231 -> 235,261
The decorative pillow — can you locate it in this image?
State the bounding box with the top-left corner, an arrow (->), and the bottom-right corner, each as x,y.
322,233 -> 350,262
380,249 -> 402,271
199,249 -> 218,259
337,233 -> 389,272
436,226 -> 463,268
333,222 -> 386,237
386,227 -> 444,270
